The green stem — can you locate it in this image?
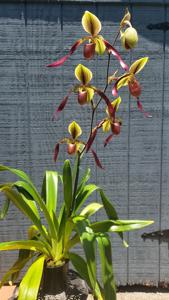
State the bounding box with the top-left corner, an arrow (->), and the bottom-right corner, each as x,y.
71,152 -> 81,214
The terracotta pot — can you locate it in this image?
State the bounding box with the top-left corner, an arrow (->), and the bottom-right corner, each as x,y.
41,261 -> 69,296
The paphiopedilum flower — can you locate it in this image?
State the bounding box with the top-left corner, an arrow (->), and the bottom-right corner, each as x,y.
74,64 -> 94,105
47,11 -> 128,71
53,121 -> 85,161
120,8 -> 138,50
112,57 -> 150,116
102,97 -> 122,146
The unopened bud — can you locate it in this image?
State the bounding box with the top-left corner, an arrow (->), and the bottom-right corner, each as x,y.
128,79 -> 141,97
83,43 -> 96,60
67,143 -> 76,155
78,89 -> 88,105
111,122 -> 121,135
121,27 -> 138,50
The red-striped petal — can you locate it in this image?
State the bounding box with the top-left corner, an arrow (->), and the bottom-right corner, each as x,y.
104,134 -> 113,147
52,91 -> 71,120
104,39 -> 129,71
53,143 -> 60,162
95,88 -> 115,118
86,128 -> 97,152
91,149 -> 104,169
47,39 -> 82,67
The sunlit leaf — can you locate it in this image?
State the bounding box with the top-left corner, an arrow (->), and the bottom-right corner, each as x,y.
0,198 -> 10,220
41,171 -> 58,217
129,57 -> 149,75
63,160 -> 73,215
80,202 -> 103,218
18,255 -> 45,300
75,183 -> 99,212
0,240 -> 49,255
75,64 -> 92,85
82,11 -> 101,36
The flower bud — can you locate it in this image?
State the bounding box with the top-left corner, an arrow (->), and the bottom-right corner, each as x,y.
128,79 -> 141,97
67,143 -> 76,155
83,43 -> 96,60
78,89 -> 88,105
111,122 -> 121,135
121,27 -> 138,50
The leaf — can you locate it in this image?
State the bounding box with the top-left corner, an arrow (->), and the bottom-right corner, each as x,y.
76,168 -> 91,197
104,134 -> 113,147
0,165 -> 33,187
63,160 -> 73,215
68,121 -> 82,140
129,57 -> 149,75
0,240 -> 49,255
104,39 -> 129,71
69,252 -> 92,289
0,198 -> 10,220
75,183 -> 99,212
41,171 -> 58,217
82,11 -> 101,36
75,64 -> 92,85
18,255 -> 45,300
96,234 -> 116,300
80,202 -> 103,218
47,39 -> 82,67
91,149 -> 104,169
52,90 -> 71,120
53,143 -> 60,162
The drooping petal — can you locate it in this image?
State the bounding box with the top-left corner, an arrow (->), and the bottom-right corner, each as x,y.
94,88 -> 115,117
137,100 -> 152,118
68,121 -> 82,140
53,143 -> 60,162
86,128 -> 97,152
94,36 -> 106,55
52,91 -> 71,120
106,97 -> 121,116
129,57 -> 149,75
75,64 -> 93,85
47,39 -> 82,67
104,39 -> 129,71
82,11 -> 101,37
91,149 -> 104,169
104,134 -> 113,147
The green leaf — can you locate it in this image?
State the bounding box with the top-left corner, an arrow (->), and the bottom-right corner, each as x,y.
0,165 -> 33,186
76,167 -> 91,197
97,234 -> 116,300
0,240 -> 49,255
69,252 -> 92,289
0,198 -> 10,220
41,171 -> 58,216
100,190 -> 128,247
80,202 -> 103,218
18,255 -> 45,300
75,184 -> 99,212
63,160 -> 73,215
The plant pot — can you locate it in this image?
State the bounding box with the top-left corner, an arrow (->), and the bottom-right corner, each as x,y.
41,261 -> 69,296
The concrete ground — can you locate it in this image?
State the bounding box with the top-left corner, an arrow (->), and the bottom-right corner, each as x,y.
0,286 -> 169,300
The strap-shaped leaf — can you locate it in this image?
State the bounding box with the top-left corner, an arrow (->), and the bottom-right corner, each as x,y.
18,255 -> 45,300
76,167 -> 91,197
41,171 -> 58,217
0,198 -> 10,220
97,234 -> 116,300
0,240 -> 49,255
80,202 -> 103,218
63,160 -> 73,215
74,184 -> 99,212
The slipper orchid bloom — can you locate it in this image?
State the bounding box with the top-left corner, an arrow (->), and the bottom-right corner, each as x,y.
112,57 -> 150,116
75,64 -> 94,105
47,11 -> 128,71
102,97 -> 122,147
120,8 -> 138,50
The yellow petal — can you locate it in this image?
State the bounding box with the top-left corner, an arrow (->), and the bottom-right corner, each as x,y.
102,119 -> 111,132
94,36 -> 106,55
75,64 -> 93,85
68,121 -> 82,140
85,87 -> 94,102
120,8 -> 131,28
106,97 -> 121,115
82,11 -> 102,36
129,57 -> 149,75
121,27 -> 138,50
117,74 -> 132,90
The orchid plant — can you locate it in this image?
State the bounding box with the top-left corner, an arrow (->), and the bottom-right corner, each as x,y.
0,9 -> 153,300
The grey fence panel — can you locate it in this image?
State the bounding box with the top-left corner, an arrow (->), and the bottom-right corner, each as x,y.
0,0 -> 168,286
